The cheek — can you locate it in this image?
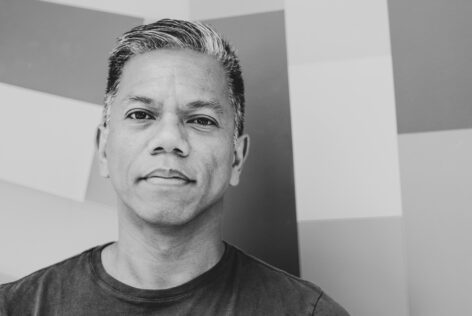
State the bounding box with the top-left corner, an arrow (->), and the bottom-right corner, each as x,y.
106,132 -> 137,177
205,145 -> 234,184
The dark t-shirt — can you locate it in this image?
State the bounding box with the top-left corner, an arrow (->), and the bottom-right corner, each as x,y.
0,242 -> 349,315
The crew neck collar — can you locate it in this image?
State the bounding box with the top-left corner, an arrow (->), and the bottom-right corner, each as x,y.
88,241 -> 233,303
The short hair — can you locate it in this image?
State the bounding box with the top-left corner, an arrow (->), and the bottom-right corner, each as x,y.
104,18 -> 245,137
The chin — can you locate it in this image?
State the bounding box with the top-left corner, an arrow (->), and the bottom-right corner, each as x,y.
134,204 -> 206,228
119,194 -> 224,229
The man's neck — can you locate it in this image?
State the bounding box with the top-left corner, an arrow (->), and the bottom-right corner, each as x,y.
101,206 -> 225,290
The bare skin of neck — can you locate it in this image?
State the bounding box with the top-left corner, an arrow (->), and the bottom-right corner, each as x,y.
101,201 -> 225,290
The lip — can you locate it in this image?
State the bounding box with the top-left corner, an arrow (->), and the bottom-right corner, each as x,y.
141,168 -> 196,185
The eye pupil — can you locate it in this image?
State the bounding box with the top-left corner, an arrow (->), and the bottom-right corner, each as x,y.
129,111 -> 151,120
197,118 -> 209,125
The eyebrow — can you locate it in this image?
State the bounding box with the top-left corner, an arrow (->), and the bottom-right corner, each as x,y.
126,95 -> 153,105
186,99 -> 224,114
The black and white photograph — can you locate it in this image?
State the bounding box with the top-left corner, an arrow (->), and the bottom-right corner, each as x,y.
0,1 -> 471,315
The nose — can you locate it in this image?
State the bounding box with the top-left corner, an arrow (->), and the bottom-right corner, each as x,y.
147,115 -> 190,157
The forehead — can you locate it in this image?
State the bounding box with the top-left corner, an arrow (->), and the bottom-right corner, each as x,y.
116,49 -> 229,104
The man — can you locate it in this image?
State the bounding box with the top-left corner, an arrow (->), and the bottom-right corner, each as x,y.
0,19 -> 349,315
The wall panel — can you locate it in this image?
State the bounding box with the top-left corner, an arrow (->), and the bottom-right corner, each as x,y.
398,129 -> 472,316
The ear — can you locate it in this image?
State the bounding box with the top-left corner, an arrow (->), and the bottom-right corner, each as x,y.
97,124 -> 110,178
230,134 -> 250,186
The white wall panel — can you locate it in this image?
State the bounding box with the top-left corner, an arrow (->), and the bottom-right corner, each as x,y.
285,0 -> 391,65
289,56 -> 402,221
0,83 -> 101,201
39,0 -> 190,20
0,180 -> 117,279
190,0 -> 283,20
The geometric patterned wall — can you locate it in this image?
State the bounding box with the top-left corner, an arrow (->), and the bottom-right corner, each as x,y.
285,1 -> 408,315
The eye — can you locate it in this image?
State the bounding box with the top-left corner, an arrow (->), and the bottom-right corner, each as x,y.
188,116 -> 218,127
126,110 -> 154,120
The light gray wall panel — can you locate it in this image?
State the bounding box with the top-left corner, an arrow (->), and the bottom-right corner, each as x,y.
399,129 -> 472,316
0,272 -> 15,284
299,217 -> 409,316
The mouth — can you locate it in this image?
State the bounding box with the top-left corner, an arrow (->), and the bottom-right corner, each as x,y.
140,169 -> 196,186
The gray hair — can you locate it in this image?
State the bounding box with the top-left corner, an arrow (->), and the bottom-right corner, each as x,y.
104,19 -> 245,137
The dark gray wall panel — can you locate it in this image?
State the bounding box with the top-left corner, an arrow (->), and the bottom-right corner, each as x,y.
388,0 -> 472,134
0,0 -> 141,105
204,12 -> 299,275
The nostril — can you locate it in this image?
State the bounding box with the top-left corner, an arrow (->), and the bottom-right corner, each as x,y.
150,146 -> 165,155
149,145 -> 188,157
173,147 -> 185,156
146,124 -> 190,156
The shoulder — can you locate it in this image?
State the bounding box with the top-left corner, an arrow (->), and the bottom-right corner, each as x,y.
1,245 -> 96,291
232,244 -> 321,295
313,292 -> 350,316
229,244 -> 350,315
0,244 -> 105,311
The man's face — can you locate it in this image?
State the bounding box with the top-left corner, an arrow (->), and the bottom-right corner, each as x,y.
98,49 -> 248,226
